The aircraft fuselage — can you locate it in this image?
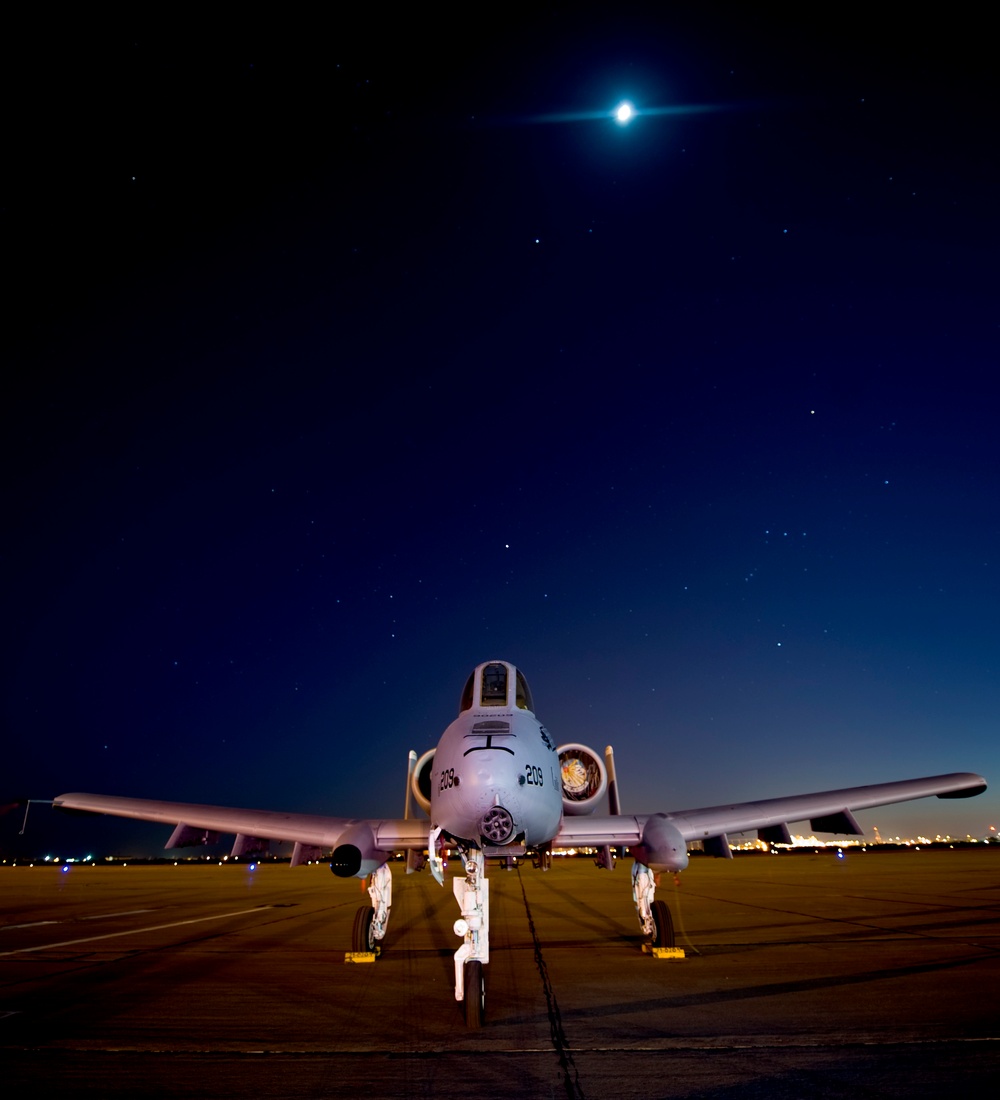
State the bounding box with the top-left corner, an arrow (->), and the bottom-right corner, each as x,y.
429,661 -> 562,849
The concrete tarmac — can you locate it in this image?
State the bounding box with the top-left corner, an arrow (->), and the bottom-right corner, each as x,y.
1,848 -> 998,1097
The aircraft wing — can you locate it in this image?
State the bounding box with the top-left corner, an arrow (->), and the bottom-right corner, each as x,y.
52,792 -> 427,861
553,771 -> 988,849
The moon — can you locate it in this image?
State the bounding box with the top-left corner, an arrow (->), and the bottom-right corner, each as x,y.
615,101 -> 634,124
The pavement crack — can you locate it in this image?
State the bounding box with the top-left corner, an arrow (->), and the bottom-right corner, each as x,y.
517,866 -> 584,1100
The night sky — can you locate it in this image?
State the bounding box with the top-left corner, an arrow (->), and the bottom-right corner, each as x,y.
5,8 -> 997,857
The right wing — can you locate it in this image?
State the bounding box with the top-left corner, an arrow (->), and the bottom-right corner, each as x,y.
53,791 -> 427,862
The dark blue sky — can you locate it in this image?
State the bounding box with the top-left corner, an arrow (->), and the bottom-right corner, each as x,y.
5,7 -> 997,855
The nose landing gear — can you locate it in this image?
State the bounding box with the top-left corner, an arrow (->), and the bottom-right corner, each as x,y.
451,849 -> 490,1027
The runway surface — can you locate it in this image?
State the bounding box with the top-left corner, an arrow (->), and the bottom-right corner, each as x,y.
2,849 -> 998,1097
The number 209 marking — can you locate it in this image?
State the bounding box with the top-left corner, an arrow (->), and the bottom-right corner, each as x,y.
525,764 -> 544,786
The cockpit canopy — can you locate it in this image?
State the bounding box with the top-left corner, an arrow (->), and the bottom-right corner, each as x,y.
459,660 -> 534,714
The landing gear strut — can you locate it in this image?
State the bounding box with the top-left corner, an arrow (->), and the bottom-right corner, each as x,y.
452,849 -> 489,1027
352,861 -> 392,954
632,861 -> 675,947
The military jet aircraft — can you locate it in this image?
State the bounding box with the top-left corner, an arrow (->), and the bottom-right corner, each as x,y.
54,659 -> 987,1027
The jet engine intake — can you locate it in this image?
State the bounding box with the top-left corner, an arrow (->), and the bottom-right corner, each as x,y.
330,822 -> 391,878
411,748 -> 436,815
557,742 -> 608,815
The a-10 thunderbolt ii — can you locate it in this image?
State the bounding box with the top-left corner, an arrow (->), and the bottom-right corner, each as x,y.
54,659 -> 988,1027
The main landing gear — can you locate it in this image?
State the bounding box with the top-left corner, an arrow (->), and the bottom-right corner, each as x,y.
351,862 -> 392,954
352,905 -> 375,953
632,861 -> 675,948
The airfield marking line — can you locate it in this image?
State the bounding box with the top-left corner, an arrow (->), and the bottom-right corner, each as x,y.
82,909 -> 155,920
0,907 -> 272,957
3,911 -> 155,932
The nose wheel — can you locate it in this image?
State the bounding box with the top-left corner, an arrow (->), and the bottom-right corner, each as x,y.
463,960 -> 485,1027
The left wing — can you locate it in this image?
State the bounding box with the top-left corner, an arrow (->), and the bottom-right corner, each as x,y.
554,771 -> 988,849
52,792 -> 427,861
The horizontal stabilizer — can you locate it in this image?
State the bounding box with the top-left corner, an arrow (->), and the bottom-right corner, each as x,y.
810,809 -> 863,835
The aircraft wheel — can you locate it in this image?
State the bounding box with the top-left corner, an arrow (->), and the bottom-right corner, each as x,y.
464,960 -> 485,1028
651,899 -> 674,948
352,906 -> 375,953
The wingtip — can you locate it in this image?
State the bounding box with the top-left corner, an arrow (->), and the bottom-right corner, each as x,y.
936,775 -> 988,799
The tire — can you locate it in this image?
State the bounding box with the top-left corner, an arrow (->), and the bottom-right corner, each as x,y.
651,899 -> 674,948
352,906 -> 375,953
464,960 -> 485,1028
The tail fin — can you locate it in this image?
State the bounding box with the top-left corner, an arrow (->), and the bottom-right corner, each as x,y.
596,745 -> 622,869
605,745 -> 621,815
403,750 -> 425,873
594,748 -> 624,866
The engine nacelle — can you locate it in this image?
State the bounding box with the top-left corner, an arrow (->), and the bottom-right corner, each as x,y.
330,822 -> 391,879
410,748 -> 436,815
557,742 -> 608,815
632,814 -> 689,873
